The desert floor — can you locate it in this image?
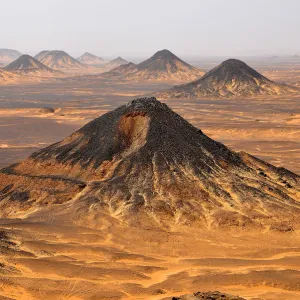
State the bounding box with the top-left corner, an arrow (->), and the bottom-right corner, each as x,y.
1,57 -> 300,299
1,217 -> 300,300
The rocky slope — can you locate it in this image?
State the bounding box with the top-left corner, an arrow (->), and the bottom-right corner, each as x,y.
1,97 -> 300,229
77,52 -> 105,65
159,59 -> 299,98
0,49 -> 22,65
4,55 -> 56,75
35,50 -> 87,70
106,50 -> 205,81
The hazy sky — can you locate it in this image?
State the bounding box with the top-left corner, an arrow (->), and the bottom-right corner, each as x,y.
1,0 -> 299,58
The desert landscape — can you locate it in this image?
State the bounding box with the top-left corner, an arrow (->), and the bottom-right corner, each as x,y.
1,1 -> 300,299
1,54 -> 300,174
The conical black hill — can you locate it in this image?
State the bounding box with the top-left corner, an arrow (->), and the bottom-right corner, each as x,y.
1,98 -> 300,230
159,58 -> 299,98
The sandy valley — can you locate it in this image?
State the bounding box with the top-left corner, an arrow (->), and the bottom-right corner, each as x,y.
2,220 -> 300,300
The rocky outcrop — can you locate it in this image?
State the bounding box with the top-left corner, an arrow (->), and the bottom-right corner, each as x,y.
172,291 -> 245,300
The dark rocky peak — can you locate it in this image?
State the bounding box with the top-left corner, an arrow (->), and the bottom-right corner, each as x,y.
201,58 -> 268,82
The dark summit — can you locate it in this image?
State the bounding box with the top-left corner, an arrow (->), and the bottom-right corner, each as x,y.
5,54 -> 55,73
159,58 -> 299,98
203,59 -> 269,83
105,49 -> 205,81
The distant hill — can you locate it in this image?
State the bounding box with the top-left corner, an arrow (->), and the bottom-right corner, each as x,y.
35,50 -> 87,70
0,49 -> 22,65
77,52 -> 104,65
106,57 -> 128,69
104,62 -> 137,77
106,50 -> 205,81
34,50 -> 51,61
4,54 -> 56,75
159,58 -> 299,98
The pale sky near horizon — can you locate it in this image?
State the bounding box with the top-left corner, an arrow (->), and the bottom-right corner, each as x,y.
0,0 -> 299,59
